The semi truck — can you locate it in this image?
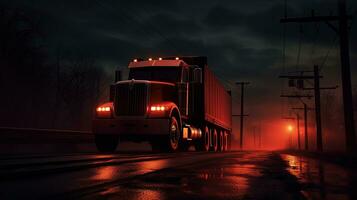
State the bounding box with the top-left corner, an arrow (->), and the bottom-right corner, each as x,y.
93,56 -> 232,152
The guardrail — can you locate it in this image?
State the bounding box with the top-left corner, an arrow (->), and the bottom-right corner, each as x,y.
0,127 -> 93,144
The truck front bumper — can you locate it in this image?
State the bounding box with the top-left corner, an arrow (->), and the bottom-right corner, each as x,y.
92,118 -> 169,136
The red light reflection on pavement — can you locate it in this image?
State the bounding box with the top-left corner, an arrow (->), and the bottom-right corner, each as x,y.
91,166 -> 118,181
281,154 -> 355,200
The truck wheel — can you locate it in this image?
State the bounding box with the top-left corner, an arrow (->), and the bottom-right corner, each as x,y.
194,126 -> 210,152
223,132 -> 228,151
167,116 -> 180,152
210,129 -> 218,152
218,130 -> 224,152
204,126 -> 210,151
95,135 -> 119,153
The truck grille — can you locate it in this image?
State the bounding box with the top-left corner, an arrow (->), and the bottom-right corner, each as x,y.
115,83 -> 148,116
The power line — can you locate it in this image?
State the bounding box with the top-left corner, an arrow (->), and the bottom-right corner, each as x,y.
319,34 -> 339,71
310,21 -> 321,61
295,24 -> 303,71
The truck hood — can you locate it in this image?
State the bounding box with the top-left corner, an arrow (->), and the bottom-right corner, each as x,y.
116,79 -> 176,87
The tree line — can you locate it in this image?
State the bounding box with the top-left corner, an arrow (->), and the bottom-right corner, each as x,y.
0,4 -> 111,131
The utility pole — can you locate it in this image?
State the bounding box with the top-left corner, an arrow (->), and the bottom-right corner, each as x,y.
304,103 -> 308,150
297,113 -> 301,150
314,65 -> 323,152
339,0 -> 356,153
253,126 -> 256,148
293,105 -> 314,151
280,0 -> 356,153
236,82 -> 250,149
259,121 -> 262,149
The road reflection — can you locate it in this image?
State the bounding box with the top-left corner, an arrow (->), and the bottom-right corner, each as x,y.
91,166 -> 119,181
281,154 -> 356,200
191,159 -> 261,199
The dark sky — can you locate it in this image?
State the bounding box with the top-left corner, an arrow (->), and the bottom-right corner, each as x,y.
4,0 -> 357,149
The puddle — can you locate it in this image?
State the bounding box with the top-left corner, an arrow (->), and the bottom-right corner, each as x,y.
281,154 -> 357,200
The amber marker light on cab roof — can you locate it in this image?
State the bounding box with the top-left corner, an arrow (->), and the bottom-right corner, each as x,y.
133,59 -> 138,62
148,58 -> 153,61
159,57 -> 162,60
175,57 -> 179,60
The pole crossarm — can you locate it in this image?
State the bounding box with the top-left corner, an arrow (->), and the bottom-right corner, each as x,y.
303,86 -> 338,90
292,107 -> 315,110
280,15 -> 352,23
279,75 -> 323,79
232,114 -> 249,117
282,117 -> 295,120
280,95 -> 313,98
235,82 -> 250,85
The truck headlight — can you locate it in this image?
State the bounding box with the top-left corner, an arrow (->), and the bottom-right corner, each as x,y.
150,105 -> 166,112
96,103 -> 113,118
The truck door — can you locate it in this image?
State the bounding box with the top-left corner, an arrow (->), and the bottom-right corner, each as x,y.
177,67 -> 189,116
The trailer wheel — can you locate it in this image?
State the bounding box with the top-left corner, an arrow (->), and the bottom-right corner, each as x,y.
204,126 -> 210,151
223,132 -> 228,151
95,135 -> 119,153
210,129 -> 218,152
218,130 -> 224,152
194,126 -> 210,152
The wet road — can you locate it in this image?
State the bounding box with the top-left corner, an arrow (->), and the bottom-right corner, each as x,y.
281,154 -> 357,200
0,151 -> 355,199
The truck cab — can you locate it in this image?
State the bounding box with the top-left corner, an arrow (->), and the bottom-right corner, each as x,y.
93,56 -> 231,153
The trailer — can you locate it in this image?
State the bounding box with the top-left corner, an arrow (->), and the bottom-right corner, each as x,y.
93,56 -> 232,152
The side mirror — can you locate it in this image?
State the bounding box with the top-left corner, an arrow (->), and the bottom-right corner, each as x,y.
193,68 -> 202,83
115,70 -> 122,82
109,84 -> 115,101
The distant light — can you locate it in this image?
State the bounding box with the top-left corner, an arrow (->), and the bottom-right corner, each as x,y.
287,125 -> 293,132
133,59 -> 138,62
175,57 -> 179,60
159,57 -> 162,60
148,58 -> 153,61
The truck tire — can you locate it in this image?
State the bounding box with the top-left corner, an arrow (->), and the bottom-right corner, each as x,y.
210,128 -> 218,152
218,130 -> 224,152
95,135 -> 119,153
157,116 -> 180,152
194,126 -> 210,152
223,131 -> 228,151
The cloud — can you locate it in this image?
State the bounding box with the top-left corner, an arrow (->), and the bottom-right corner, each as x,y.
3,0 -> 357,127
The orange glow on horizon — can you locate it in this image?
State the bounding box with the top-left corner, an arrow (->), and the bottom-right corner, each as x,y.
287,125 -> 293,132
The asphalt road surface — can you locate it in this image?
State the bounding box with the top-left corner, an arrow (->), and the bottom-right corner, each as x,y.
0,151 -> 355,200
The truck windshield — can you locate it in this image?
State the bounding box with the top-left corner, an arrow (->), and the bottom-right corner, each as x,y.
129,67 -> 181,83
